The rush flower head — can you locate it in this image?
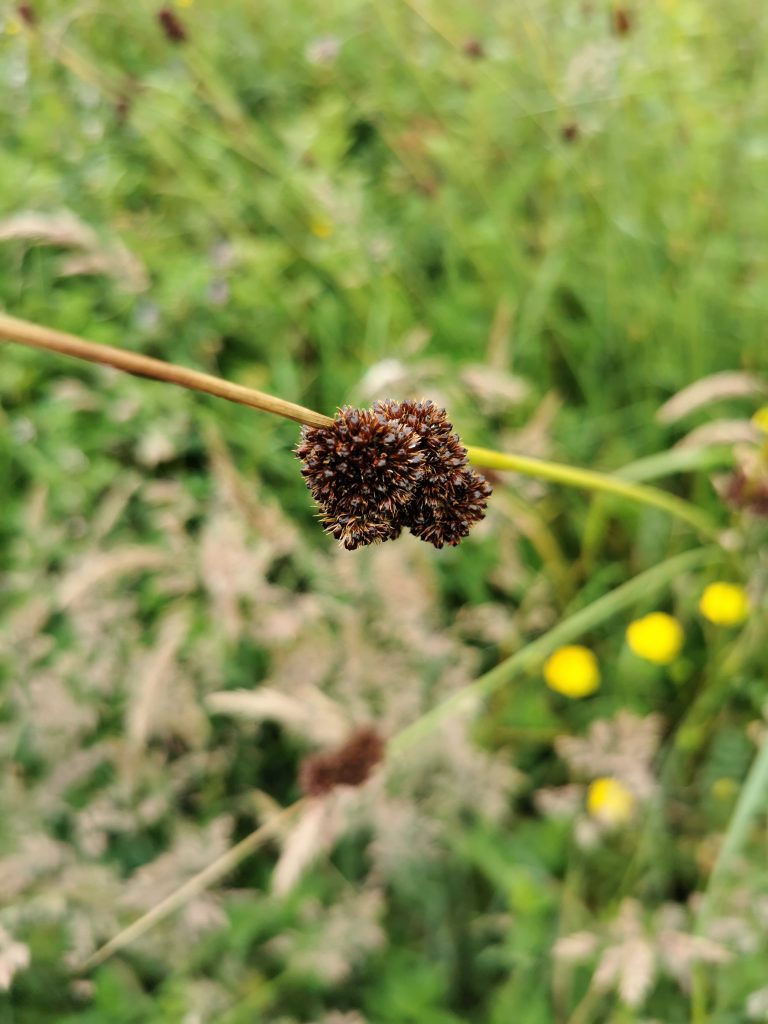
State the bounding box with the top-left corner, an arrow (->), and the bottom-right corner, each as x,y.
587,777 -> 635,826
626,612 -> 684,665
543,645 -> 600,699
699,582 -> 750,627
299,726 -> 386,797
296,399 -> 492,549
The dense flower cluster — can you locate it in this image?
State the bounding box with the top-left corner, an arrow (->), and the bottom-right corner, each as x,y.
299,726 -> 386,797
296,400 -> 492,549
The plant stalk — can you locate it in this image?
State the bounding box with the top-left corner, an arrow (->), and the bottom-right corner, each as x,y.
78,798 -> 306,971
466,444 -> 720,540
390,546 -> 717,753
0,312 -> 334,429
1,312 -> 723,540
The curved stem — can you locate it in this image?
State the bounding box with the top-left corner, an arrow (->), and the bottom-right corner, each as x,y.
467,445 -> 720,540
390,546 -> 717,754
2,311 -> 724,538
0,312 -> 334,429
699,735 -> 768,917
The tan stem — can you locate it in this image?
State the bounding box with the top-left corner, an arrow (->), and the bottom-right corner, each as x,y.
0,312 -> 334,429
77,799 -> 306,972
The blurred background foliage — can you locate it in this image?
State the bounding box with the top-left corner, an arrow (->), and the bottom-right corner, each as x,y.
1,0 -> 767,1021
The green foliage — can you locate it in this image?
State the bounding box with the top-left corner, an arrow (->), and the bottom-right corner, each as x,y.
1,1 -> 768,1022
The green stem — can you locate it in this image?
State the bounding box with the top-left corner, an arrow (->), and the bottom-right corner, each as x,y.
390,547 -> 717,754
701,734 -> 768,908
616,445 -> 735,483
466,445 -> 721,540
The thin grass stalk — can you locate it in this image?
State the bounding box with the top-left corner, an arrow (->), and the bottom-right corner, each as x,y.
390,546 -> 717,753
699,735 -> 768,915
77,799 -> 306,972
0,313 -> 333,429
3,313 -> 722,536
466,445 -> 721,540
78,547 -> 716,971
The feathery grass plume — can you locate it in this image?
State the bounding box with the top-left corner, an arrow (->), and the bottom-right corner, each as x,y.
299,727 -> 386,797
296,399 -> 492,549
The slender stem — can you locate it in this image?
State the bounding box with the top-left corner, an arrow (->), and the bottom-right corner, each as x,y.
0,313 -> 334,429
466,445 -> 720,540
78,547 -> 717,969
77,799 -> 306,972
700,735 -> 768,911
390,547 -> 717,754
2,312 -> 724,534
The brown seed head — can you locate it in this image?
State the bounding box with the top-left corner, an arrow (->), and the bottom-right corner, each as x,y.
462,38 -> 485,59
724,466 -> 768,517
296,404 -> 424,549
295,399 -> 492,549
611,7 -> 634,35
17,3 -> 36,26
299,726 -> 386,797
157,6 -> 187,43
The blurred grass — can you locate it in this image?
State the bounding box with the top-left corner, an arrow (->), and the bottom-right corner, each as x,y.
2,1 -> 768,1022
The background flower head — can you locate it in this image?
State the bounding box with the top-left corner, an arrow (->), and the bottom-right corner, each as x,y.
626,612 -> 684,664
544,645 -> 600,698
587,777 -> 636,826
699,582 -> 750,627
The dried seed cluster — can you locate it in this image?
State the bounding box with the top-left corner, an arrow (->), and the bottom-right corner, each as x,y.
296,399 -> 492,550
725,466 -> 768,517
299,726 -> 386,797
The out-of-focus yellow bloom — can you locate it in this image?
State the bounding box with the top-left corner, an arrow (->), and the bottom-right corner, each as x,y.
309,215 -> 334,239
543,645 -> 600,698
176,0 -> 193,7
587,777 -> 635,825
751,406 -> 768,433
626,612 -> 684,664
711,777 -> 738,802
699,582 -> 750,627
5,18 -> 22,34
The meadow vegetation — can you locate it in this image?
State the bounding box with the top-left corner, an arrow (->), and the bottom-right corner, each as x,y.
1,1 -> 767,1021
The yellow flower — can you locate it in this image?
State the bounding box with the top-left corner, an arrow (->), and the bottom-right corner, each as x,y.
309,215 -> 334,239
752,406 -> 768,433
711,777 -> 738,802
698,582 -> 749,627
626,612 -> 684,665
587,777 -> 635,825
543,645 -> 600,698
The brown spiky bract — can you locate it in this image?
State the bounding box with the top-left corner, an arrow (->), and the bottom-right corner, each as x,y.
296,399 -> 492,550
299,726 -> 386,797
